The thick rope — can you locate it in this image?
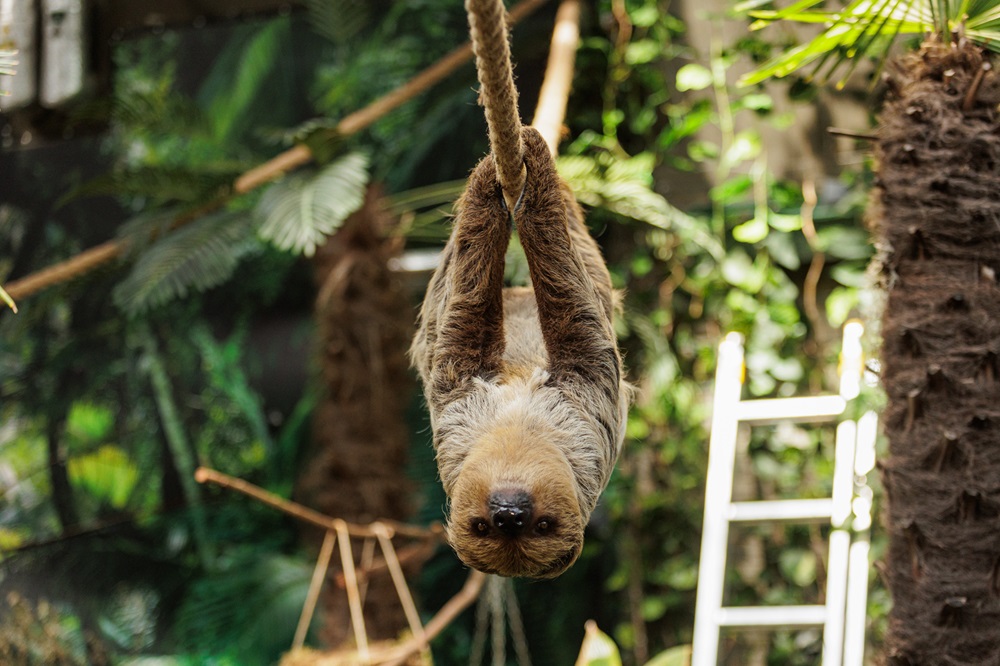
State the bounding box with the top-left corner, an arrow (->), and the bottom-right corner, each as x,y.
466,0 -> 526,211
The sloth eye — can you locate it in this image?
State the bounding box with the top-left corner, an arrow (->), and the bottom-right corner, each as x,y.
472,519 -> 490,535
536,519 -> 553,534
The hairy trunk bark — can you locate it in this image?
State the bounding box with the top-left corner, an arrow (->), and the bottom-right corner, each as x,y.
297,185 -> 415,647
876,41 -> 1000,664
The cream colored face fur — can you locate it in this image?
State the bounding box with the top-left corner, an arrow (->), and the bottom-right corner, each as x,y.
433,369 -> 622,579
445,410 -> 586,578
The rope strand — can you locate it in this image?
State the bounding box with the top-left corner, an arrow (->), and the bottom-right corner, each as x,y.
466,0 -> 526,211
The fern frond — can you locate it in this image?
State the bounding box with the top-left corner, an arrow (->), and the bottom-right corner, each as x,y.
114,212 -> 260,315
113,82 -> 208,137
304,0 -> 372,44
60,166 -> 235,209
116,209 -> 186,257
256,152 -> 369,256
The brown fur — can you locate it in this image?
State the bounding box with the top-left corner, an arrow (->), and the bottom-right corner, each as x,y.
410,128 -> 629,578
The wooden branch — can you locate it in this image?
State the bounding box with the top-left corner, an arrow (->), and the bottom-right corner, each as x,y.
194,467 -> 443,540
293,529 -> 337,650
5,0 -> 551,303
378,570 -> 488,666
530,0 -> 580,156
333,539 -> 438,587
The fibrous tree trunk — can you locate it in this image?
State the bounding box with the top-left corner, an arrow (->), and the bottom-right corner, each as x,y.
876,40 -> 1000,664
297,185 -> 415,647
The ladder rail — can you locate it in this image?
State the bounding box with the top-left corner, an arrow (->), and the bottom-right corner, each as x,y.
691,333 -> 745,666
691,322 -> 874,666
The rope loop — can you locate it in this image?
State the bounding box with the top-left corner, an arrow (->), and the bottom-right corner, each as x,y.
466,0 -> 527,211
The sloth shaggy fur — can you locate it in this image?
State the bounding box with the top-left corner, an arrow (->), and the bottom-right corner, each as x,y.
410,128 -> 630,578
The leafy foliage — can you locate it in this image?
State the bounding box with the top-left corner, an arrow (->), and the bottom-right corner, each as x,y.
173,552 -> 315,663
255,152 -> 370,256
0,0 -> 881,664
739,0 -> 1000,86
113,211 -> 260,315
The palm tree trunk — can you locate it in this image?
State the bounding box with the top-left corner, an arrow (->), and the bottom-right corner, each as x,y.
876,40 -> 1000,664
296,184 -> 415,647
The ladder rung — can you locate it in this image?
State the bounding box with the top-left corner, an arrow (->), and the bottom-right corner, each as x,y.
735,395 -> 846,425
728,499 -> 833,524
718,605 -> 827,629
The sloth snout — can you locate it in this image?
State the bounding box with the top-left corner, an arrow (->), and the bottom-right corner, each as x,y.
488,489 -> 533,535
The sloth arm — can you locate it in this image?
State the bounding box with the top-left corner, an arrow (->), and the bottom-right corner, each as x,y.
428,154 -> 512,402
515,128 -> 621,393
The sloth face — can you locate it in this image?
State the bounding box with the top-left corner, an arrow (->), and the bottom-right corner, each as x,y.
445,426 -> 584,579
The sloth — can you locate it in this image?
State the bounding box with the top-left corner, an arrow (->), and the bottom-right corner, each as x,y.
410,128 -> 629,579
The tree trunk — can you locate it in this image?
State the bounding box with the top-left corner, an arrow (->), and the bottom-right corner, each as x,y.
296,185 -> 415,647
46,412 -> 78,532
876,40 -> 1000,664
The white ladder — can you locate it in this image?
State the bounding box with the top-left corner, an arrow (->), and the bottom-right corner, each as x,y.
691,323 -> 878,666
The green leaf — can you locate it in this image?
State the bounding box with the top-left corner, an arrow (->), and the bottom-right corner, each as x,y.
202,21 -> 288,141
769,212 -> 802,232
68,446 -> 140,509
576,622 -> 623,666
721,131 -> 762,170
817,225 -> 872,260
67,402 -> 114,441
626,39 -> 663,65
733,215 -> 769,243
114,211 -> 260,314
779,548 -> 818,586
827,286 -> 861,326
645,645 -> 693,666
676,63 -> 713,91
764,231 -> 802,270
256,152 -> 370,256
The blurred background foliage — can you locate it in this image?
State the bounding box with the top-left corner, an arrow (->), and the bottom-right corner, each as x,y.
0,0 -> 882,664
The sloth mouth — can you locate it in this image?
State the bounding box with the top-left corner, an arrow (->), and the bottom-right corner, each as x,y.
536,545 -> 580,578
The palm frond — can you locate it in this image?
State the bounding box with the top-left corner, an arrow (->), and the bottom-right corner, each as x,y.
737,0 -> 1000,87
0,284 -> 16,313
199,20 -> 288,142
384,179 -> 465,240
557,154 -> 726,262
255,151 -> 369,256
59,166 -> 235,209
116,209 -> 184,257
114,211 -> 260,315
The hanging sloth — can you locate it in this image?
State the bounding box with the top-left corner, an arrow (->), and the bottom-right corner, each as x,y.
411,128 -> 630,578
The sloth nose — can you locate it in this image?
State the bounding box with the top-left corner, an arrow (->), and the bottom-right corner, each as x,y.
488,490 -> 533,535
